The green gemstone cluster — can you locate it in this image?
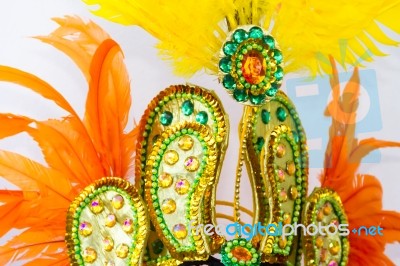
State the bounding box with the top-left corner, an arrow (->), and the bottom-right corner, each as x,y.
221,238 -> 260,266
219,26 -> 283,105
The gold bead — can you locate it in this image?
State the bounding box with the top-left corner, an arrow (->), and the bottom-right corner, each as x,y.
105,214 -> 117,227
112,194 -> 124,209
175,178 -> 190,195
278,237 -> 287,248
103,236 -> 114,251
178,135 -> 194,151
158,172 -> 173,188
161,198 -> 176,214
286,161 -> 296,176
172,224 -> 188,239
315,236 -> 324,248
276,143 -> 286,158
89,199 -> 103,214
317,210 -> 324,222
164,150 -> 179,165
115,243 -> 129,258
323,203 -> 332,215
329,240 -> 340,255
82,247 -> 97,263
184,156 -> 200,172
289,186 -> 298,200
283,212 -> 291,225
78,221 -> 92,237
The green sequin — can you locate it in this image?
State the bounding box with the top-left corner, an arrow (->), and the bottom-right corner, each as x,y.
223,75 -> 236,90
181,100 -> 194,116
233,89 -> 248,102
233,29 -> 248,43
223,41 -> 238,56
160,111 -> 173,126
249,26 -> 263,39
266,84 -> 279,97
276,107 -> 287,122
219,57 -> 232,73
261,109 -> 271,124
196,111 -> 208,124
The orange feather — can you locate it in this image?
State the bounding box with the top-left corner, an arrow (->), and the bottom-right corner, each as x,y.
320,58 -> 400,265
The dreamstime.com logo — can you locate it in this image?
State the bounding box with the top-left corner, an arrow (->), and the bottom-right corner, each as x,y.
189,221 -> 384,240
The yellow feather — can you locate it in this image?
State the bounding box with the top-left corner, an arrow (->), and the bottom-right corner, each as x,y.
84,0 -> 400,77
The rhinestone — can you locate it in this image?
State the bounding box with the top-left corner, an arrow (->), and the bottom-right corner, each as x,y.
250,94 -> 266,105
277,168 -> 285,182
231,246 -> 252,261
233,89 -> 248,102
241,51 -> 266,84
122,218 -> 133,234
276,107 -> 287,122
315,236 -> 324,248
323,203 -> 332,215
320,248 -> 328,262
223,41 -> 238,56
233,29 -> 248,43
279,189 -> 288,202
161,198 -> 176,214
160,111 -> 173,126
255,137 -> 265,153
219,57 -> 232,73
151,239 -> 164,255
172,224 -> 188,239
223,74 -> 236,90
275,66 -> 284,80
273,49 -> 283,64
195,111 -> 208,125
105,214 -> 116,227
317,210 -> 324,222
103,236 -> 114,251
175,178 -> 190,195
289,186 -> 298,200
164,150 -> 179,165
181,100 -> 194,116
112,194 -> 124,209
249,26 -> 263,39
328,260 -> 338,266
89,199 -> 103,214
178,135 -> 194,151
278,237 -> 287,248
82,247 -> 97,263
79,221 -> 93,237
276,143 -> 286,158
329,240 -> 340,255
184,156 -> 200,172
158,172 -> 173,188
286,161 -> 296,175
283,212 -> 291,225
116,243 -> 129,258
261,109 -> 270,124
263,35 -> 275,48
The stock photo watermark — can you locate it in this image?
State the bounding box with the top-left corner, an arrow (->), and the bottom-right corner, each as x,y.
189,221 -> 384,240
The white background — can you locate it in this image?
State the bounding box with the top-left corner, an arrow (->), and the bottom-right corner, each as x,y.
0,0 -> 399,264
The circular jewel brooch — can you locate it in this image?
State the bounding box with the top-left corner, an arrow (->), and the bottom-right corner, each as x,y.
219,26 -> 283,105
220,238 -> 261,266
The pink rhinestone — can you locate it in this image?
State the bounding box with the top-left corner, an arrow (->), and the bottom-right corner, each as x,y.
277,168 -> 285,182
328,261 -> 338,266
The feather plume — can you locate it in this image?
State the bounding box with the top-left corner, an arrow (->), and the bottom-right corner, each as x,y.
0,17 -> 137,264
320,58 -> 400,265
84,0 -> 400,77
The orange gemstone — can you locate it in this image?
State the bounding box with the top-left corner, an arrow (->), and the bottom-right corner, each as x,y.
231,246 -> 252,261
241,51 -> 266,84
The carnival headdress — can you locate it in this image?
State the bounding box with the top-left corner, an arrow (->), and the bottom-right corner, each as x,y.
1,1 -> 400,265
